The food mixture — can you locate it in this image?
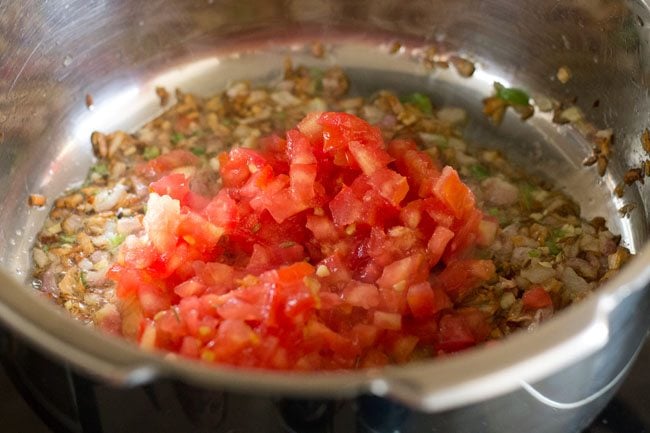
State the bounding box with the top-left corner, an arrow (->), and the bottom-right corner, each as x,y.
30,62 -> 631,370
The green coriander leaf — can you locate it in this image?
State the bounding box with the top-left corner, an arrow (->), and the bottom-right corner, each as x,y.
143,146 -> 160,160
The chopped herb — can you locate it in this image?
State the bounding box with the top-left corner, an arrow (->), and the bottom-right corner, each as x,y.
528,249 -> 541,258
310,68 -> 325,93
519,183 -> 535,210
143,146 -> 160,160
279,241 -> 296,248
190,147 -> 206,156
91,162 -> 109,177
402,92 -> 433,115
170,132 -> 185,144
80,271 -> 88,289
487,207 -> 509,226
59,234 -> 76,244
221,118 -> 234,127
109,233 -> 126,249
550,228 -> 566,240
469,164 -> 490,180
495,82 -> 530,106
545,239 -> 561,255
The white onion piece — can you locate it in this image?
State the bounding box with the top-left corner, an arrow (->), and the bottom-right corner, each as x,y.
481,177 -> 519,206
94,184 -> 127,212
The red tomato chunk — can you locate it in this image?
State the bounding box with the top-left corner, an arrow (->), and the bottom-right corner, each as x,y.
109,112 -> 497,370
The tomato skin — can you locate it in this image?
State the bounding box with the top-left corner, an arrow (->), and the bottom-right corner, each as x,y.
522,286 -> 553,310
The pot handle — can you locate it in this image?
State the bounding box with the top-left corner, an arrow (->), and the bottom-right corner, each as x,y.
371,291 -> 615,412
374,246 -> 650,412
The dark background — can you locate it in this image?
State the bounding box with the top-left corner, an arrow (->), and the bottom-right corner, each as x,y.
1,340 -> 649,433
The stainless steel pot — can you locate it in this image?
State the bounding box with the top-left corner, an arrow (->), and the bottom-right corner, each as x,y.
0,1 -> 649,432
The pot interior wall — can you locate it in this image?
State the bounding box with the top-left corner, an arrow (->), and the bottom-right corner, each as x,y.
0,1 -> 648,279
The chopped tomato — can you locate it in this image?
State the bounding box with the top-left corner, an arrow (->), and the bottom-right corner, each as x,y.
522,286 -> 553,310
149,173 -> 191,204
437,313 -> 476,353
329,185 -> 364,227
436,259 -> 496,301
112,111 -> 495,371
406,282 -> 436,319
137,149 -> 200,179
433,166 -> 476,220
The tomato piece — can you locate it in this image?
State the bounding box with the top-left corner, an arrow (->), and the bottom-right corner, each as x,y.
306,215 -> 339,242
348,140 -> 393,176
400,200 -> 423,229
218,148 -> 268,188
522,286 -> 553,310
194,262 -> 236,293
388,138 -> 440,197
444,209 -> 482,262
177,212 -> 224,253
360,349 -> 391,368
376,253 -> 427,290
433,166 -> 476,220
286,129 -> 316,164
432,286 -> 453,314
150,173 -> 191,204
422,197 -> 455,228
349,323 -> 380,349
137,149 -> 200,179
456,307 -> 491,342
265,188 -> 310,223
427,226 -> 455,266
436,259 -> 496,301
318,112 -> 383,154
296,112 -> 324,141
342,281 -> 380,309
406,282 -> 436,319
329,185 -> 364,227
212,319 -> 258,360
388,335 -> 419,363
374,311 -> 402,330
290,163 -> 317,203
477,218 -> 499,247
437,313 -> 475,352
174,277 -> 207,298
368,168 -> 409,206
203,189 -> 239,231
